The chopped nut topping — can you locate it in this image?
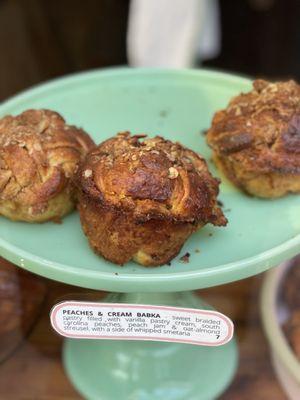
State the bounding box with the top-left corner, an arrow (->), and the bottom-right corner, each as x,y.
268,83 -> 278,93
235,107 -> 242,116
84,169 -> 92,178
33,142 -> 42,151
166,152 -> 176,162
168,166 -> 179,179
131,154 -> 137,161
144,141 -> 155,149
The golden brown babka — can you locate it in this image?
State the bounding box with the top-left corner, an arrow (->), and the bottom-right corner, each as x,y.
75,132 -> 226,266
207,79 -> 300,198
0,109 -> 94,222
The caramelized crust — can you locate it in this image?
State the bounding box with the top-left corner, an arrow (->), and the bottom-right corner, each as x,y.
76,132 -> 226,266
207,79 -> 300,198
0,109 -> 95,222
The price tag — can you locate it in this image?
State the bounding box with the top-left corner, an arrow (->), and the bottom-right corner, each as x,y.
50,301 -> 234,346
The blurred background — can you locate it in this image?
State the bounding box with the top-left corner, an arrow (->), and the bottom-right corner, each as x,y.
0,0 -> 299,102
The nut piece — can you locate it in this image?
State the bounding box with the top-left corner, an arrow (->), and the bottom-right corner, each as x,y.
33,142 -> 42,151
168,167 -> 179,179
84,169 -> 93,178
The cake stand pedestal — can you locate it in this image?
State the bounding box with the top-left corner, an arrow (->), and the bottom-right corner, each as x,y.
64,291 -> 237,400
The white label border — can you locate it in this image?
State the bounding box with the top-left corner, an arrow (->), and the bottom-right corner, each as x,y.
50,301 -> 234,347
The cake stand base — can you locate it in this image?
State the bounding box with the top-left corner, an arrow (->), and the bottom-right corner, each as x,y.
63,291 -> 238,400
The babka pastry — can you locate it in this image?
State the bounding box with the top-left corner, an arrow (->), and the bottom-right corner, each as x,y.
0,109 -> 94,222
75,132 -> 226,266
207,79 -> 300,198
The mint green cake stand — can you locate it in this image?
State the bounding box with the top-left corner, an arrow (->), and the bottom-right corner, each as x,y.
0,69 -> 300,400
